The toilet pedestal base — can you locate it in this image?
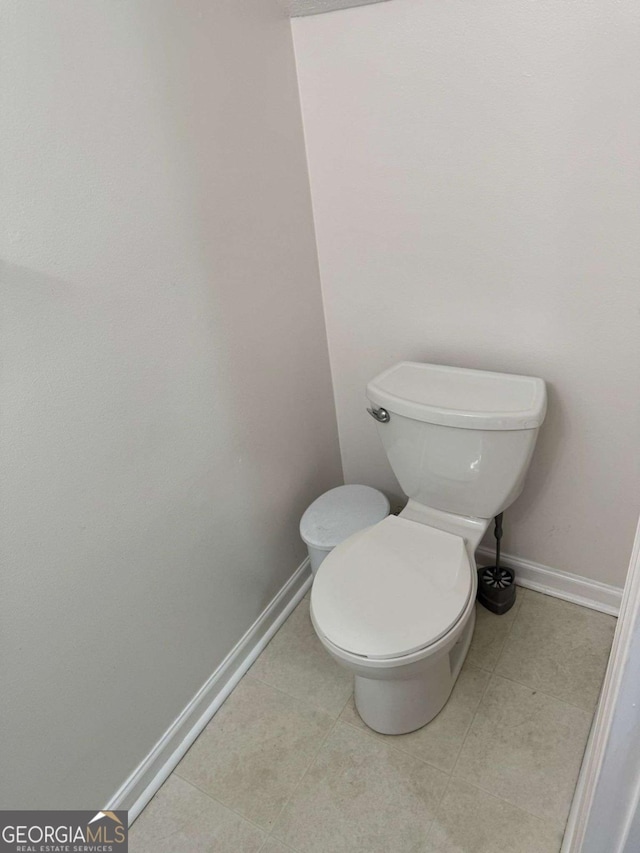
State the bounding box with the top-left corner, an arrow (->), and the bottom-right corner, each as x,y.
352,607 -> 476,735
354,655 -> 452,735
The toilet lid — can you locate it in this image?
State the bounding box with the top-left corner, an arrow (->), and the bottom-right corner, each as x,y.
311,515 -> 472,660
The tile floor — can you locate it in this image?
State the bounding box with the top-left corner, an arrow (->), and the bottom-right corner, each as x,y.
130,588 -> 616,853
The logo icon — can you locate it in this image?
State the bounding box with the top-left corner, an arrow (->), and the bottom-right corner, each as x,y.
88,811 -> 124,826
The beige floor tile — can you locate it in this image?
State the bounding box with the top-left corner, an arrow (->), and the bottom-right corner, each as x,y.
128,775 -> 264,853
495,589 -> 616,711
272,721 -> 448,853
426,778 -> 563,853
340,664 -> 490,772
466,597 -> 522,672
250,596 -> 353,717
454,675 -> 591,827
176,676 -> 333,829
260,839 -> 298,853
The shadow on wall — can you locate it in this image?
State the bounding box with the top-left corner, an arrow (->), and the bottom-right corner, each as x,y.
1,0 -> 341,812
504,381 -> 564,552
130,2 -> 342,585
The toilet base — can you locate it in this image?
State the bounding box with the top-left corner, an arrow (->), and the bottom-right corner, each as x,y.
354,657 -> 452,735
352,607 -> 476,735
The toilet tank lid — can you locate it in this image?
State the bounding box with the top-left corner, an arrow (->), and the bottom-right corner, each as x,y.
367,362 -> 547,430
300,485 -> 390,549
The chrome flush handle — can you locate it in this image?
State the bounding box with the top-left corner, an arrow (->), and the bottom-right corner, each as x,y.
367,406 -> 391,423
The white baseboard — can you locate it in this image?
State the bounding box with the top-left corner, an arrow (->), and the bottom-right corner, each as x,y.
105,559 -> 313,825
105,548 -> 620,827
476,547 -> 622,617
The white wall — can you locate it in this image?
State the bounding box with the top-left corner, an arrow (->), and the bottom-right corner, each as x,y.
0,0 -> 342,808
292,0 -> 640,587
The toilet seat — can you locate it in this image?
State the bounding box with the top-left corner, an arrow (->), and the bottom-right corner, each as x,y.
311,515 -> 472,660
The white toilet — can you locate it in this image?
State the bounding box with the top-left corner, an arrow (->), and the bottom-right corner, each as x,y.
310,361 -> 547,735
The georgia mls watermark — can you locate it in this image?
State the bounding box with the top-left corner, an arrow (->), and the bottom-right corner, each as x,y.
0,811 -> 127,853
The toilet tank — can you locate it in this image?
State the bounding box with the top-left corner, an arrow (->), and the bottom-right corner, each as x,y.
366,362 -> 547,520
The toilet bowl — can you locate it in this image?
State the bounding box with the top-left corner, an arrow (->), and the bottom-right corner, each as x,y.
311,361 -> 547,735
311,512 -> 486,734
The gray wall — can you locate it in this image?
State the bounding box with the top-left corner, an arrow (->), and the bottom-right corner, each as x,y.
0,0 -> 342,808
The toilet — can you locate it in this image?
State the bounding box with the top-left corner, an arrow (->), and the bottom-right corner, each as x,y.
310,361 -> 547,735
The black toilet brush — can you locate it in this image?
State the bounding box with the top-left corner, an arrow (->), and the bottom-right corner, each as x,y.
477,512 -> 516,615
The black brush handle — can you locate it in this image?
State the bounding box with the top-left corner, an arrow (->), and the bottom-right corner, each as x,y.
494,513 -> 504,573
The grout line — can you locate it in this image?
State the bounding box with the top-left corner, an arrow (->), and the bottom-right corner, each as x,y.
491,592 -> 527,674
169,592 -> 599,850
336,688 -> 357,718
489,672 -> 596,717
245,595 -> 353,722
452,604 -> 525,773
450,599 -> 528,777
447,599 -> 597,834
336,714 -> 453,776
264,692 -> 355,842
265,695 -> 456,848
168,773 -> 269,838
261,831 -> 302,853
334,662 -> 511,778
491,594 -> 605,713
266,708 -> 344,842
264,690 -> 354,841
444,668 -> 494,774
490,592 -> 612,715
243,670 -> 348,721
468,603 -> 521,676
258,832 -> 299,853
447,774 -> 568,835
170,662 -> 347,840
449,671 -> 496,779
169,603 -> 348,847
423,772 -> 456,847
